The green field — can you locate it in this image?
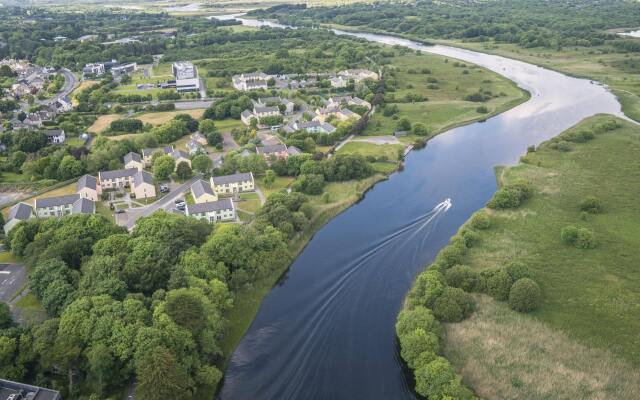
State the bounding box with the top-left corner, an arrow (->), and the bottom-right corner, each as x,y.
338,141 -> 404,160
441,115 -> 640,398
236,192 -> 262,213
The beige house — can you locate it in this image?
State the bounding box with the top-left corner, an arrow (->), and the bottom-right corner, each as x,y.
210,172 -> 255,195
98,168 -> 138,190
34,195 -> 95,218
132,170 -> 156,199
142,146 -> 174,167
191,132 -> 208,146
124,152 -> 144,171
171,149 -> 191,170
3,202 -> 34,234
77,174 -> 101,201
256,144 -> 289,161
191,179 -> 218,204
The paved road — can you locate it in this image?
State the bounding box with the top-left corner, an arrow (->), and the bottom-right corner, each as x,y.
122,175 -> 201,230
36,68 -> 77,106
0,264 -> 26,302
174,100 -> 213,110
223,131 -> 239,150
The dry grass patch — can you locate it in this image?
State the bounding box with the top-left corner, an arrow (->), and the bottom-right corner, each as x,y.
444,295 -> 640,400
88,114 -> 122,133
71,80 -> 98,106
137,109 -> 204,125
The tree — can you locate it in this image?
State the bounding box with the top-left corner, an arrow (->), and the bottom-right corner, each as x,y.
153,155 -> 175,181
432,286 -> 475,322
469,210 -> 491,229
192,154 -> 212,174
164,289 -> 206,334
0,302 -> 12,329
579,196 -> 603,213
264,169 -> 276,188
397,117 -> 412,131
483,269 -> 512,301
58,155 -> 84,180
444,265 -> 480,292
399,328 -> 439,369
508,278 -> 542,312
412,123 -> 428,136
175,161 -> 192,180
136,346 -> 190,400
9,151 -> 27,172
396,306 -> 439,337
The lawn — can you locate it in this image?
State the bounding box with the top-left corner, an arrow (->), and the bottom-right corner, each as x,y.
0,251 -> 19,263
137,109 -> 204,125
112,86 -> 179,100
236,192 -> 262,213
256,176 -> 294,198
439,115 -> 640,397
338,141 -> 404,161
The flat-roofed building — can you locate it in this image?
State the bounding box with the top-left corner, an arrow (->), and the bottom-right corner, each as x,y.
0,378 -> 61,400
210,172 -> 254,195
185,198 -> 235,223
172,61 -> 200,92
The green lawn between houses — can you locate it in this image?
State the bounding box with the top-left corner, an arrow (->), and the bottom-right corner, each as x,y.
437,115 -> 640,399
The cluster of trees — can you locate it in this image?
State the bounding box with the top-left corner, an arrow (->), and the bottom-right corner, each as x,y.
203,94 -> 254,120
2,209 -> 293,399
254,0 -> 640,50
109,118 -> 143,133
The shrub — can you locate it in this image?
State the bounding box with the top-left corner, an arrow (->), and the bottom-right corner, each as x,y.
436,242 -> 467,268
409,270 -> 445,308
505,261 -> 533,281
508,278 -> 542,312
556,140 -> 572,152
414,357 -> 474,399
459,229 -> 480,248
483,269 -> 513,301
398,328 -> 440,369
396,306 -> 440,337
561,225 -> 579,245
432,287 -> 475,322
566,130 -> 594,143
487,180 -> 534,209
579,196 -> 603,213
575,228 -> 597,249
444,265 -> 480,292
476,106 -> 489,113
469,210 -> 491,229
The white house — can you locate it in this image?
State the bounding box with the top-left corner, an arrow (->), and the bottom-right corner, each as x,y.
83,63 -> 105,77
3,203 -> 34,234
210,172 -> 255,195
44,129 -> 66,144
232,72 -> 270,91
124,152 -> 144,171
77,174 -> 101,201
185,198 -> 236,223
34,195 -> 94,218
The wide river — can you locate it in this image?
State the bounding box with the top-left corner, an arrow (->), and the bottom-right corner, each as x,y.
215,15 -> 626,400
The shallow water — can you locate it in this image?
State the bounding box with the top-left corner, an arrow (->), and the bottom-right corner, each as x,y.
214,16 -> 625,400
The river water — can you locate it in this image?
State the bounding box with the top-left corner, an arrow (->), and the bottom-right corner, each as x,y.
214,15 -> 626,400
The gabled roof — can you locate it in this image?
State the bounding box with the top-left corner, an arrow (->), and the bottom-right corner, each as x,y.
133,170 -> 154,186
142,146 -> 173,158
99,168 -> 138,181
124,151 -> 142,164
191,179 -> 214,198
187,198 -> 234,214
77,174 -> 97,191
35,194 -> 80,209
287,146 -> 303,156
256,144 -> 287,155
44,129 -> 64,137
7,202 -> 33,221
172,149 -> 190,160
254,105 -> 279,114
72,197 -> 95,214
210,172 -> 253,186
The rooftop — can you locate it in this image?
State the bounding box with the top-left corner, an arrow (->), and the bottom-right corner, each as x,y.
210,172 -> 253,186
77,174 -> 98,191
0,379 -> 60,400
133,170 -> 154,186
173,61 -> 197,79
72,197 -> 95,214
99,168 -> 138,181
256,144 -> 287,155
35,194 -> 79,209
7,202 -> 33,221
124,151 -> 142,164
191,179 -> 214,198
187,198 -> 234,214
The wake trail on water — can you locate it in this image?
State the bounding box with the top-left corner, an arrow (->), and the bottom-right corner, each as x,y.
263,199 -> 453,399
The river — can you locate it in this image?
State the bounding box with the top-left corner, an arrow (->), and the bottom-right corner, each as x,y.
214,15 -> 626,400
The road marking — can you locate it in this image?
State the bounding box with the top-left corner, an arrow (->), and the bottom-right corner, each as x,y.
0,271 -> 11,274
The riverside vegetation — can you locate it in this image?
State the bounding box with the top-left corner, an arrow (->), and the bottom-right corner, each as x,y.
397,115 -> 640,399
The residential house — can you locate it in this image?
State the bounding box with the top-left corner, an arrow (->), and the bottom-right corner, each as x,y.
190,179 -> 218,204
287,146 -> 303,156
55,97 -> 73,112
325,95 -> 371,110
210,172 -> 255,195
124,152 -> 144,171
98,168 -> 138,190
241,104 -> 281,126
232,72 -> 270,91
313,106 -> 358,123
24,114 -> 43,127
112,62 -> 137,77
142,146 -> 174,166
241,110 -> 255,126
254,97 -> 295,114
132,170 -> 156,199
256,144 -> 289,161
171,149 -> 191,169
329,76 -> 348,88
172,61 -> 200,92
77,174 -> 101,201
186,140 -> 204,155
191,132 -> 208,146
3,203 -> 34,234
283,120 -> 336,135
34,194 -> 95,218
45,129 -> 66,144
185,198 -> 236,223
338,69 -> 379,82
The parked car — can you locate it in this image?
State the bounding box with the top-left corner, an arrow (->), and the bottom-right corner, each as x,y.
160,184 -> 169,193
115,209 -> 126,214
176,203 -> 186,211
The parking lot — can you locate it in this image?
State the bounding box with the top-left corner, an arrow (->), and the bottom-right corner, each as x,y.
0,263 -> 26,302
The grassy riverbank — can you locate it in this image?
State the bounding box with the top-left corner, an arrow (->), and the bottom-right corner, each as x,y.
439,115 -> 640,398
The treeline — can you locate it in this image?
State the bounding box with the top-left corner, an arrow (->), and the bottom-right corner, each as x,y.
252,0 -> 640,50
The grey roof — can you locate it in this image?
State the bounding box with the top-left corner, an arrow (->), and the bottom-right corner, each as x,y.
44,129 -> 64,137
172,149 -> 190,160
7,202 -> 33,221
254,105 -> 279,114
256,144 -> 287,155
142,146 -> 173,158
287,146 -> 303,156
187,198 -> 234,214
0,378 -> 61,400
211,172 -> 253,186
241,110 -> 253,119
77,174 -> 97,191
72,197 -> 95,214
99,168 -> 137,181
191,179 -> 214,198
35,194 -> 79,209
124,151 -> 142,164
133,170 -> 154,186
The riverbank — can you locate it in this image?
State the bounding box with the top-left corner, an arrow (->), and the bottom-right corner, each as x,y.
407,115 -> 640,399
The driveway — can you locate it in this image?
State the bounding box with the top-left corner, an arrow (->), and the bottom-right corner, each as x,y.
0,264 -> 27,302
352,135 -> 400,145
223,132 -> 239,151
174,100 -> 213,110
122,175 -> 201,230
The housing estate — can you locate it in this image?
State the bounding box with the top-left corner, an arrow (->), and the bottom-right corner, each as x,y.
232,72 -> 270,91
312,106 -> 358,123
172,61 -> 200,92
185,198 -> 236,223
283,120 -> 336,134
210,172 -> 255,195
97,168 -> 156,198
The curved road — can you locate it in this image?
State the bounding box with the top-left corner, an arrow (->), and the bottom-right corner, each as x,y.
36,68 -> 77,106
215,16 -> 627,400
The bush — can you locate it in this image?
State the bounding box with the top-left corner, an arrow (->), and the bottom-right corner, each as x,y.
487,180 -> 534,209
435,242 -> 467,268
432,286 -> 475,322
476,106 -> 489,113
556,140 -> 572,152
414,357 -> 474,399
567,130 -> 594,143
396,306 -> 440,337
409,270 -> 445,308
398,328 -> 440,369
444,265 -> 480,292
469,210 -> 491,229
508,278 -> 542,312
560,225 -> 579,245
561,225 -> 596,249
505,261 -> 533,281
459,229 -> 480,248
482,269 -> 513,301
579,196 -> 603,213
